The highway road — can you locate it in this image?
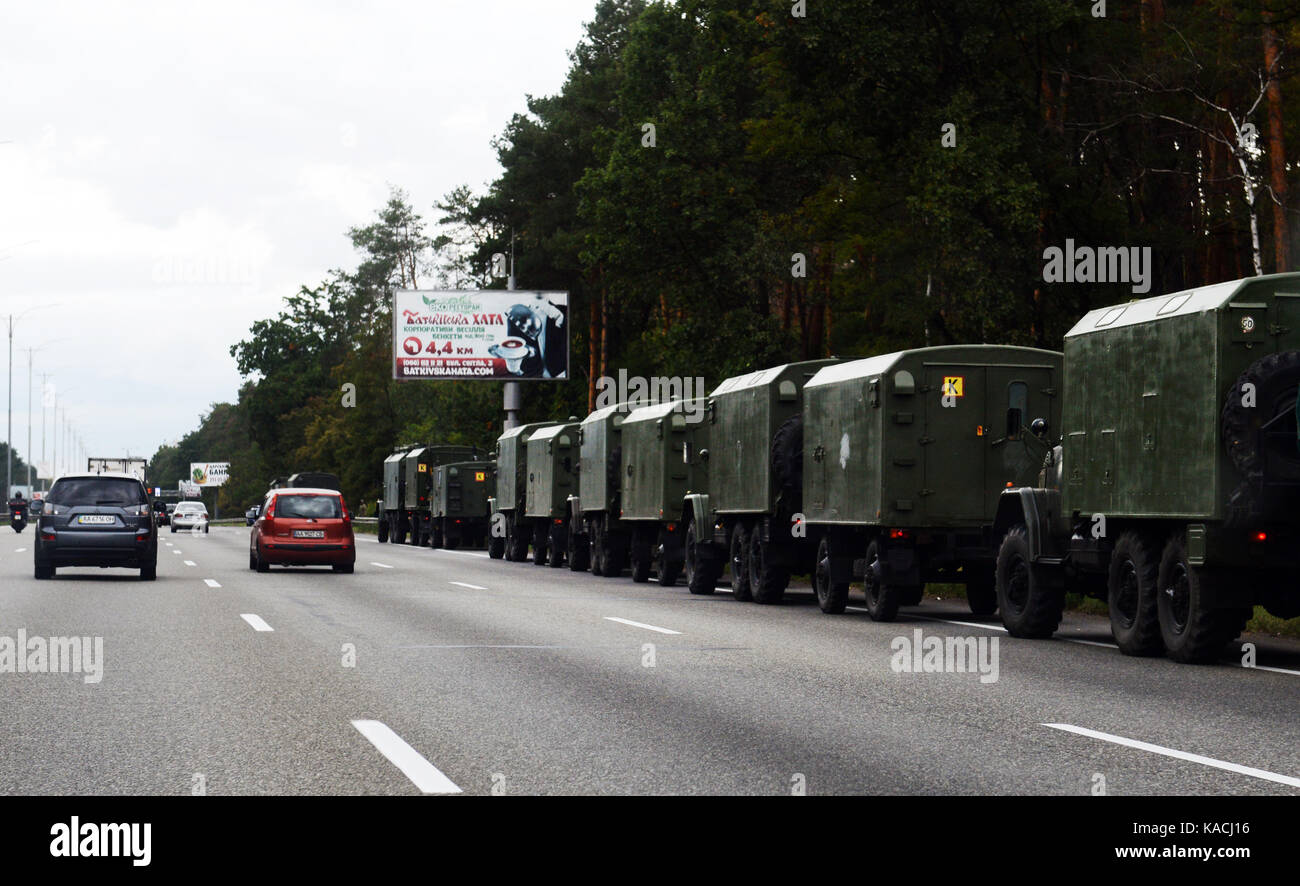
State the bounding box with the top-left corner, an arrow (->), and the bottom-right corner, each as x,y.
1,526 -> 1297,795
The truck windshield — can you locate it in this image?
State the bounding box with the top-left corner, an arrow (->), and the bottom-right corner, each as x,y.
47,478 -> 147,506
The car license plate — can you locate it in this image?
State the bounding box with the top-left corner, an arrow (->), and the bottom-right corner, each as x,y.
294,530 -> 325,539
77,515 -> 115,525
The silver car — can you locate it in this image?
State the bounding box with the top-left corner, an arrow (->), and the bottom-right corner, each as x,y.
171,502 -> 209,534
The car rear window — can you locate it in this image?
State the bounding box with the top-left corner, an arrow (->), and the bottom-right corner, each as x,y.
276,494 -> 342,519
47,478 -> 147,506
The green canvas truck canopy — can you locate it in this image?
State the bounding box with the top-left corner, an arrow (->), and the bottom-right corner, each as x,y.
804,345 -> 1063,527
1062,272 -> 1300,521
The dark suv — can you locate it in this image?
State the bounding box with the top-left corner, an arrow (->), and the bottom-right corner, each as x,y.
35,473 -> 158,580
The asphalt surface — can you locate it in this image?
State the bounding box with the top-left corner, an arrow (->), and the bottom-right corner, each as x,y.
0,524 -> 1297,795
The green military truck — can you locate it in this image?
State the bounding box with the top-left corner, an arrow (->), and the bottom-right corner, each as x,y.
802,346 -> 1063,619
490,422 -> 561,562
682,360 -> 840,604
401,445 -> 481,547
993,274 -> 1300,662
523,421 -> 582,568
620,399 -> 711,587
430,460 -> 495,550
379,447 -> 416,543
567,401 -> 645,577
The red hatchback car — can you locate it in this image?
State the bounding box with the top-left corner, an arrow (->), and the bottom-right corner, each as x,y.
249,488 -> 356,573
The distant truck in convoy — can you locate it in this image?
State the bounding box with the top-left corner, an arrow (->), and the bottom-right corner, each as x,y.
379,445 -> 479,544
87,457 -> 147,484
430,461 -> 495,550
992,273 -> 1300,662
567,401 -> 648,577
490,422 -> 561,562
523,421 -> 582,567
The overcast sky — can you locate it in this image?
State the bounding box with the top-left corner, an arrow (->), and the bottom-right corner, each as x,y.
0,0 -> 597,482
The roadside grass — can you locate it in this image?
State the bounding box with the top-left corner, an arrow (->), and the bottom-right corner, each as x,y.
927,582 -> 1300,639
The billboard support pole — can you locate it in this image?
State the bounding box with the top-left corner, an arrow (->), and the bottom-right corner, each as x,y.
503,235 -> 520,431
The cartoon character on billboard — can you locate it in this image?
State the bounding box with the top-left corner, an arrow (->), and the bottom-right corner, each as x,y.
487,293 -> 567,378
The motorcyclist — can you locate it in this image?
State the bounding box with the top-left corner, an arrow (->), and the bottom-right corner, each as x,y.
8,491 -> 29,522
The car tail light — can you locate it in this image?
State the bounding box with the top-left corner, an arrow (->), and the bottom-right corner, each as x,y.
41,529 -> 55,541
341,499 -> 350,523
265,498 -> 276,518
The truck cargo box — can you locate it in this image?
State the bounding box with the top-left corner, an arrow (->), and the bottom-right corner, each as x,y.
804,345 -> 1063,528
495,422 -> 559,513
620,400 -> 709,522
707,360 -> 840,515
525,422 -> 580,519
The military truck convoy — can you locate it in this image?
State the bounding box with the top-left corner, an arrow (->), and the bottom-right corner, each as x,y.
377,445 -> 481,545
378,273 -> 1300,665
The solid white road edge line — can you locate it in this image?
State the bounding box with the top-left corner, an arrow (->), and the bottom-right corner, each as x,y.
240,613 -> 274,632
450,581 -> 487,590
370,562 -> 394,569
350,720 -> 462,794
1043,723 -> 1300,789
604,616 -> 681,635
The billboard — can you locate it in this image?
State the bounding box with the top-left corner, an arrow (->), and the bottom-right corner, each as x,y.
393,289 -> 569,381
189,463 -> 229,487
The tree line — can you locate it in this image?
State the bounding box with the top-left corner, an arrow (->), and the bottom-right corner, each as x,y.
149,0 -> 1300,513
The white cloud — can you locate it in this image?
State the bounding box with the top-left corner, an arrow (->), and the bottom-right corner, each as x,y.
0,0 -> 596,472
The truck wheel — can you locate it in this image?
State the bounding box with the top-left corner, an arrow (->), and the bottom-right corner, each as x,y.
589,523 -> 605,575
378,517 -> 389,544
1107,531 -> 1163,656
568,526 -> 590,572
395,521 -> 407,545
995,525 -> 1063,638
749,529 -> 789,604
488,528 -> 505,560
1156,536 -> 1252,663
685,522 -> 719,595
603,532 -> 627,577
532,522 -> 548,566
814,535 -> 848,614
548,523 -> 566,568
508,518 -> 530,562
630,529 -> 651,583
965,568 -> 997,617
1222,349 -> 1300,481
729,522 -> 752,601
657,529 -> 683,587
862,539 -> 901,621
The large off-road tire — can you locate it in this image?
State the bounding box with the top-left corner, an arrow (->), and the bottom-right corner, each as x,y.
1107,531 -> 1163,656
1156,535 -> 1252,663
729,521 -> 752,601
589,522 -> 605,575
657,528 -> 683,587
814,534 -> 848,614
377,516 -> 389,544
965,567 -> 997,616
548,523 -> 566,568
568,524 -> 590,572
748,528 -> 789,604
862,538 -> 901,622
995,525 -> 1063,638
602,531 -> 627,577
488,529 -> 505,560
1222,349 -> 1300,481
630,528 -> 652,583
507,516 -> 530,562
685,521 -> 719,595
532,522 -> 548,566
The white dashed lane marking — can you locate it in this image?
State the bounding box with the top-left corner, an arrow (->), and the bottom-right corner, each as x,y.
203,579 -> 221,588
240,613 -> 274,632
604,616 -> 681,636
351,720 -> 462,794
1044,723 -> 1300,789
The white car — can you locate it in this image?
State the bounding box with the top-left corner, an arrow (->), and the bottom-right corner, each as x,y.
171,502 -> 209,533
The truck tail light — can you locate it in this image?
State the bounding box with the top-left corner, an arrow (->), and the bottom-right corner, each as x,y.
888,529 -> 910,540
1253,531 -> 1267,542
